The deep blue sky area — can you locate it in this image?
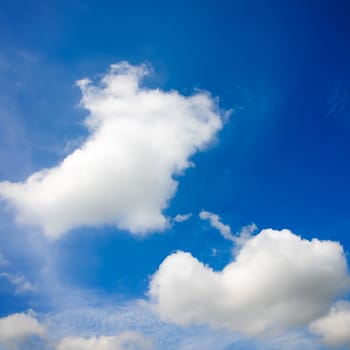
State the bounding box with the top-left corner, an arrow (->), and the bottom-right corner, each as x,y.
1,1 -> 350,348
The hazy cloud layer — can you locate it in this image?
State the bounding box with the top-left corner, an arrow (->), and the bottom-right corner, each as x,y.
149,229 -> 350,336
0,310 -> 151,350
310,301 -> 350,348
0,62 -> 224,238
0,295 -> 323,350
0,289 -> 336,350
56,332 -> 153,350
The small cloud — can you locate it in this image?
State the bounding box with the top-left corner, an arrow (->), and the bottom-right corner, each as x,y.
149,228 -> 350,336
199,210 -> 234,241
173,213 -> 192,223
199,210 -> 256,248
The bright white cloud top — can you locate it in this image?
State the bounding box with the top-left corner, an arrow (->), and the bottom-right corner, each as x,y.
149,229 -> 350,336
0,62 -> 224,238
0,312 -> 46,349
310,301 -> 350,348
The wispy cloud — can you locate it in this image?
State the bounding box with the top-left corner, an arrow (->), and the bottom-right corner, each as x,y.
173,213 -> 192,223
0,272 -> 37,294
199,210 -> 256,247
199,210 -> 234,241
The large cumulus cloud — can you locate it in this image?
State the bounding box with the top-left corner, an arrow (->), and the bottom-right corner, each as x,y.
149,228 -> 350,336
0,62 -> 224,238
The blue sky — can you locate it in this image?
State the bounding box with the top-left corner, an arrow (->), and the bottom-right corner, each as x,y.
1,1 -> 350,349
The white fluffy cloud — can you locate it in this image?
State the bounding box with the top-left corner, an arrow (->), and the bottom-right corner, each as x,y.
149,229 -> 350,336
0,312 -> 46,349
56,332 -> 152,350
0,62 -> 224,238
310,301 -> 350,348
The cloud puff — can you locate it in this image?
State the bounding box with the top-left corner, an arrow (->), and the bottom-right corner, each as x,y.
0,62 -> 224,238
0,312 -> 46,349
56,332 -> 152,350
173,213 -> 192,223
310,301 -> 350,348
149,229 -> 350,336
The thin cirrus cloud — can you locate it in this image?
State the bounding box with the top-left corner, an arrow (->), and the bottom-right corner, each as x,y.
310,301 -> 350,348
0,62 -> 225,238
149,228 -> 350,337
